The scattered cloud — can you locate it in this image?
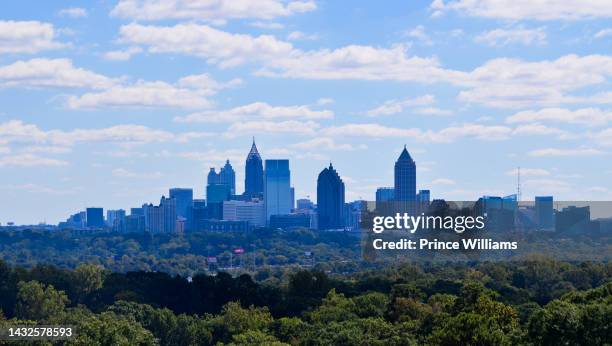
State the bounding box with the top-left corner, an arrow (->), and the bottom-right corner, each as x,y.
475,27 -> 547,46
0,154 -> 68,167
111,0 -> 316,21
595,28 -> 612,39
291,138 -> 355,151
405,25 -> 433,45
431,178 -> 456,185
58,7 -> 88,18
316,97 -> 334,105
66,73 -> 240,109
250,21 -> 284,29
225,120 -> 320,137
506,168 -> 550,176
103,47 -> 143,61
111,168 -> 162,179
366,95 -> 436,116
0,58 -> 116,89
506,108 -> 612,127
0,20 -> 65,54
0,120 -> 180,146
287,31 -> 318,41
430,0 -> 612,20
175,102 -> 333,123
528,147 -> 606,157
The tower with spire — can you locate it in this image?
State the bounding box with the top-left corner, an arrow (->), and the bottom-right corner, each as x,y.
244,137 -> 264,198
394,145 -> 416,202
317,162 -> 345,230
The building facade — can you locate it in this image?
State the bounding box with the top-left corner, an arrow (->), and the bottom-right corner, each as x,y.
317,163 -> 345,230
245,139 -> 264,198
264,159 -> 291,223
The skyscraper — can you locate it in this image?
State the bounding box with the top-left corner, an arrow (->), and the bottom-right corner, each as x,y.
394,146 -> 417,201
317,163 -> 345,230
535,196 -> 554,229
219,160 -> 236,195
245,139 -> 264,198
86,207 -> 104,228
207,167 -> 219,185
170,188 -> 193,230
264,159 -> 291,222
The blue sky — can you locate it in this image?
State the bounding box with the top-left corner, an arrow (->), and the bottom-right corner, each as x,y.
1,0 -> 612,224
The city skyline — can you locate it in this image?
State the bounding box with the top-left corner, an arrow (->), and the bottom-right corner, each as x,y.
2,1 -> 612,224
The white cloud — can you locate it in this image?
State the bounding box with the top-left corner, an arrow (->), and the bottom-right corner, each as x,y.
316,97 -> 334,105
287,31 -> 319,41
0,153 -> 68,167
506,168 -> 551,176
0,183 -> 78,195
414,107 -> 452,116
175,102 -> 333,122
111,168 -> 162,179
512,123 -> 568,137
58,7 -> 88,18
457,55 -> 612,108
291,138 -> 355,151
475,27 -> 546,46
528,147 -> 606,157
422,124 -> 513,142
103,47 -> 143,61
0,20 -> 64,54
251,21 -> 284,29
593,128 -> 612,146
406,25 -> 433,45
506,108 -> 612,126
0,58 -> 116,89
118,23 -> 294,68
595,28 -> 612,39
66,73 -> 239,109
366,95 -> 436,116
287,31 -> 318,41
111,0 -> 316,21
431,178 -> 456,185
322,123 -> 422,138
0,146 -> 10,154
225,120 -> 320,137
431,0 -> 612,20
22,146 -> 72,154
0,120 -> 175,146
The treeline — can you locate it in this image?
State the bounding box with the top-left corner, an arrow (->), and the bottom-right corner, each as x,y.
0,229 -> 360,276
0,259 -> 610,345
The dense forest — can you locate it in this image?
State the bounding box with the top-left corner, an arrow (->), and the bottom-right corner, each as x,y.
0,259 -> 610,345
0,228 -> 609,276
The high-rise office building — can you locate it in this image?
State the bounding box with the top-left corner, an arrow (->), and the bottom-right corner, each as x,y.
245,139 -> 264,198
219,160 -> 236,195
535,196 -> 554,229
317,163 -> 345,230
170,188 -> 193,230
206,184 -> 231,219
207,167 -> 219,185
86,207 -> 104,228
376,187 -> 395,203
106,209 -> 126,232
145,204 -> 164,233
394,146 -> 416,201
192,199 -> 208,231
161,196 -> 176,233
264,159 -> 291,222
223,200 -> 265,228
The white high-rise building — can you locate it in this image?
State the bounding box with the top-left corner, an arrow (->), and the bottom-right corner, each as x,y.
223,200 -> 265,228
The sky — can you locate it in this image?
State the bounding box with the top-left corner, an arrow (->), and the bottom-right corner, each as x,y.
1,0 -> 612,225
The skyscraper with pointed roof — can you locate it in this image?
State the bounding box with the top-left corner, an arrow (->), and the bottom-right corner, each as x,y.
394,145 -> 416,201
317,163 -> 345,230
245,138 -> 264,198
219,160 -> 236,195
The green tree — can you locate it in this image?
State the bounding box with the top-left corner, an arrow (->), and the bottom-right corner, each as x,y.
67,312 -> 156,346
14,280 -> 69,322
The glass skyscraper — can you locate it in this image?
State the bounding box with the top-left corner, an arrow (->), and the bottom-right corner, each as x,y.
219,160 -> 236,195
245,139 -> 264,198
264,159 -> 291,223
169,188 -> 193,230
394,146 -> 417,201
317,163 -> 345,230
86,207 -> 104,228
